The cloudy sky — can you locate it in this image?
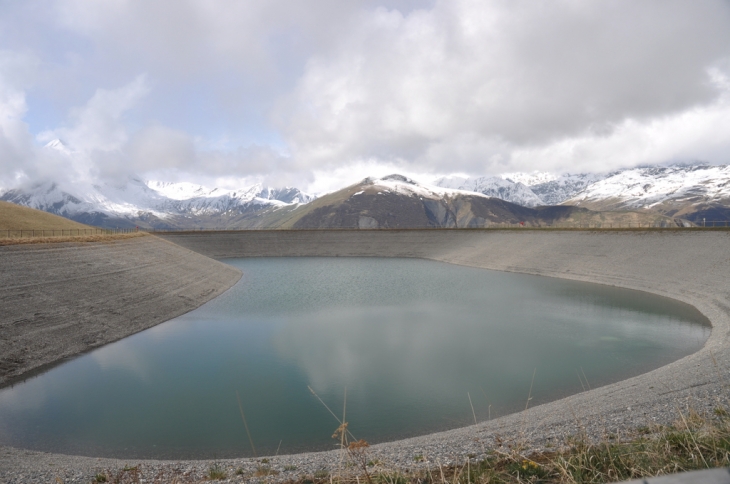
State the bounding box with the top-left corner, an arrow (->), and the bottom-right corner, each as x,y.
1,0 -> 730,193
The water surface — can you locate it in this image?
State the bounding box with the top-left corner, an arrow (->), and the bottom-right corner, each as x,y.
0,257 -> 710,459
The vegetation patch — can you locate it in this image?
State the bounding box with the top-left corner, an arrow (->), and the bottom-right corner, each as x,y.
307,406 -> 730,484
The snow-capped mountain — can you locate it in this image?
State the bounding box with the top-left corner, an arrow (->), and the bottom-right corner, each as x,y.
434,164 -> 730,222
2,139 -> 727,228
529,173 -> 607,205
277,174 -> 675,229
365,174 -> 491,200
501,171 -> 558,186
566,164 -> 730,218
0,138 -> 315,228
433,171 -> 606,207
434,175 -> 544,207
0,176 -> 314,229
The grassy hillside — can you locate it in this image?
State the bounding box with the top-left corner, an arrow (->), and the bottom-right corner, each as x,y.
0,201 -> 93,230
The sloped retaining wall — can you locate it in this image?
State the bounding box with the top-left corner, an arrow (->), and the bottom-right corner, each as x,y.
0,235 -> 242,387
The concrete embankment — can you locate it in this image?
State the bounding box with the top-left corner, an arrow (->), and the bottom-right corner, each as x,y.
1,229 -> 729,482
0,235 -> 242,387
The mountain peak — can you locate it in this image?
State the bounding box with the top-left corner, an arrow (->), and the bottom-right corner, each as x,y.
379,174 -> 416,184
43,139 -> 73,155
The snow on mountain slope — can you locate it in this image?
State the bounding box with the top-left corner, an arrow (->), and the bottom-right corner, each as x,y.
44,138 -> 74,156
4,140 -> 728,227
530,173 -> 607,206
0,173 -> 314,227
0,140 -> 313,222
434,175 -> 544,207
1,181 -> 106,218
367,174 -> 489,200
434,170 -> 609,206
501,171 -> 558,186
567,164 -> 730,210
146,181 -> 219,200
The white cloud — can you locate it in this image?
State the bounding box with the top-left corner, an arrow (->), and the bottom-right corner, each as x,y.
0,50 -> 41,186
2,0 -> 730,191
509,71 -> 730,174
45,74 -> 149,152
280,0 -> 730,176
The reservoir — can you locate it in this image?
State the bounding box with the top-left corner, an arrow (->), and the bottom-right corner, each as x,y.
0,257 -> 710,459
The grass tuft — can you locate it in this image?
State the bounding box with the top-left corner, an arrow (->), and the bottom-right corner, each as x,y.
207,462 -> 227,481
255,465 -> 280,477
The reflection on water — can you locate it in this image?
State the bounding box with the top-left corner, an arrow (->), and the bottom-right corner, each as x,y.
0,258 -> 710,459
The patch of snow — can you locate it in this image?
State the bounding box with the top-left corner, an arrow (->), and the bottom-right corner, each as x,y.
501,171 -> 558,186
435,175 -> 542,206
371,174 -> 491,200
567,164 -> 730,208
43,139 -> 74,156
530,173 -> 607,205
0,175 -> 314,222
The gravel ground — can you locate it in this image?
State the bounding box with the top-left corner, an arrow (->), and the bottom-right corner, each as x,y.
1,230 -> 728,483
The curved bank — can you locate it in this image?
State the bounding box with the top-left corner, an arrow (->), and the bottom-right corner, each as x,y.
0,235 -> 242,388
1,230 -> 728,482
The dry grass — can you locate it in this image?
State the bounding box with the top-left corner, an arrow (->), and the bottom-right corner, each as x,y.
91,405 -> 729,483
0,232 -> 147,246
315,406 -> 730,484
297,383 -> 730,484
0,200 -> 92,230
0,200 -> 146,246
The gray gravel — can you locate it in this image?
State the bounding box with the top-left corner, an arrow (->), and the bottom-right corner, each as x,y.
1,230 -> 728,483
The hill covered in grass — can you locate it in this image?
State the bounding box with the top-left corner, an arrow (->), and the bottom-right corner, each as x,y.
0,200 -> 94,231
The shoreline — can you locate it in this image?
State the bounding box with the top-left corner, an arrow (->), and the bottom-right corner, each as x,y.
1,230 -> 728,482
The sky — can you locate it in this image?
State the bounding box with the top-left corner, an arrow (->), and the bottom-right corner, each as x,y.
1,0 -> 730,194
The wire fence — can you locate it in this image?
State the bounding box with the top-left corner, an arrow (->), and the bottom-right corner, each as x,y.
2,221 -> 729,238
1,228 -> 138,239
144,221 -> 730,231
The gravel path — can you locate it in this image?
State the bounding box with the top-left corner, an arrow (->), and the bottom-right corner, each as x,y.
1,230 -> 728,483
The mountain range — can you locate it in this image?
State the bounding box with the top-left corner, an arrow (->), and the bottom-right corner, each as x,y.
264,174 -> 675,229
1,140 -> 728,228
0,176 -> 313,229
432,164 -> 730,223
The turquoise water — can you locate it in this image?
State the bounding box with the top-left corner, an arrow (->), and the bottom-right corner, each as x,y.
0,258 -> 710,459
